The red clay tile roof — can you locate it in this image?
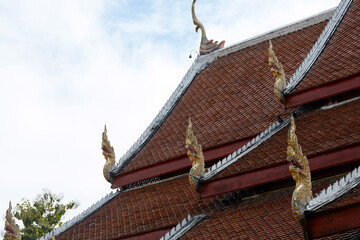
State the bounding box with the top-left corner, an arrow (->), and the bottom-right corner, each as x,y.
181,190 -> 303,239
292,0 -> 360,94
119,19 -> 329,175
210,98 -> 360,181
55,170 -> 344,239
181,177 -> 345,240
55,176 -> 220,240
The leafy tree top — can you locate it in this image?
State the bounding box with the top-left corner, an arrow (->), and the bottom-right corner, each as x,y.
4,190 -> 78,240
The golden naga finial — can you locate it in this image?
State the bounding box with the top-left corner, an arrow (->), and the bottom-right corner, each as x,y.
268,40 -> 286,103
102,125 -> 116,183
4,201 -> 21,240
192,0 -> 225,55
287,116 -> 312,225
186,117 -> 205,192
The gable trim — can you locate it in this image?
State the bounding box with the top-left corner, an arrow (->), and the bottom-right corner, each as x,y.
284,0 -> 353,95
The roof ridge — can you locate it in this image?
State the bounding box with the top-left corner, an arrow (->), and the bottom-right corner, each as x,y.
198,7 -> 334,63
110,6 -> 335,176
284,0 -> 353,94
306,166 -> 360,212
160,214 -> 206,240
39,191 -> 118,240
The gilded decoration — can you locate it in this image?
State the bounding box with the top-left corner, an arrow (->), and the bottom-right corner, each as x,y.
287,116 -> 312,225
186,118 -> 205,192
102,125 -> 116,183
192,0 -> 225,55
4,201 -> 21,240
268,40 -> 286,103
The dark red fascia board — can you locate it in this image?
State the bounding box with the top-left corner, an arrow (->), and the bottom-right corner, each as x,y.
305,203 -> 360,239
111,137 -> 253,189
285,73 -> 360,108
119,227 -> 172,240
200,144 -> 360,199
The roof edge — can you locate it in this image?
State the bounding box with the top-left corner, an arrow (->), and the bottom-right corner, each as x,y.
39,191 -> 119,240
160,214 -> 206,240
111,6 -> 335,176
306,166 -> 360,212
110,57 -> 212,175
284,0 -> 353,94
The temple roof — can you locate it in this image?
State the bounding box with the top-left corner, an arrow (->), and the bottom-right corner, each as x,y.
111,10 -> 331,177
40,0 -> 360,238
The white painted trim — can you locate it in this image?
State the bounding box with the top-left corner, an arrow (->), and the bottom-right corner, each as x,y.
306,166 -> 360,212
160,214 -> 205,240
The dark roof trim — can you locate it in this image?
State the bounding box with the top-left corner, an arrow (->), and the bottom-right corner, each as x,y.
284,0 -> 353,95
285,73 -> 360,108
305,202 -> 360,239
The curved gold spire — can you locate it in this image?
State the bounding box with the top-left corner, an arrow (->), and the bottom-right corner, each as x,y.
186,117 -> 205,192
4,201 -> 21,240
268,40 -> 286,103
102,125 -> 116,183
287,116 -> 312,225
192,0 -> 225,55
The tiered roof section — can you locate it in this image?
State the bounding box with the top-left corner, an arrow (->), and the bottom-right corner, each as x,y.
48,176 -> 220,240
109,9 -> 333,189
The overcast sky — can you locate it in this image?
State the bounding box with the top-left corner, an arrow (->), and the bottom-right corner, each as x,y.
0,0 -> 340,236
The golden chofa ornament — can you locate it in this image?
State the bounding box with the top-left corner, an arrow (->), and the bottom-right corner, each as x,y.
186,117 -> 205,192
287,116 -> 312,225
102,125 -> 116,183
268,40 -> 286,104
192,0 -> 225,55
4,201 -> 21,240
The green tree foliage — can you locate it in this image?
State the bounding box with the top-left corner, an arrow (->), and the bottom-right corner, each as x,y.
6,190 -> 79,240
